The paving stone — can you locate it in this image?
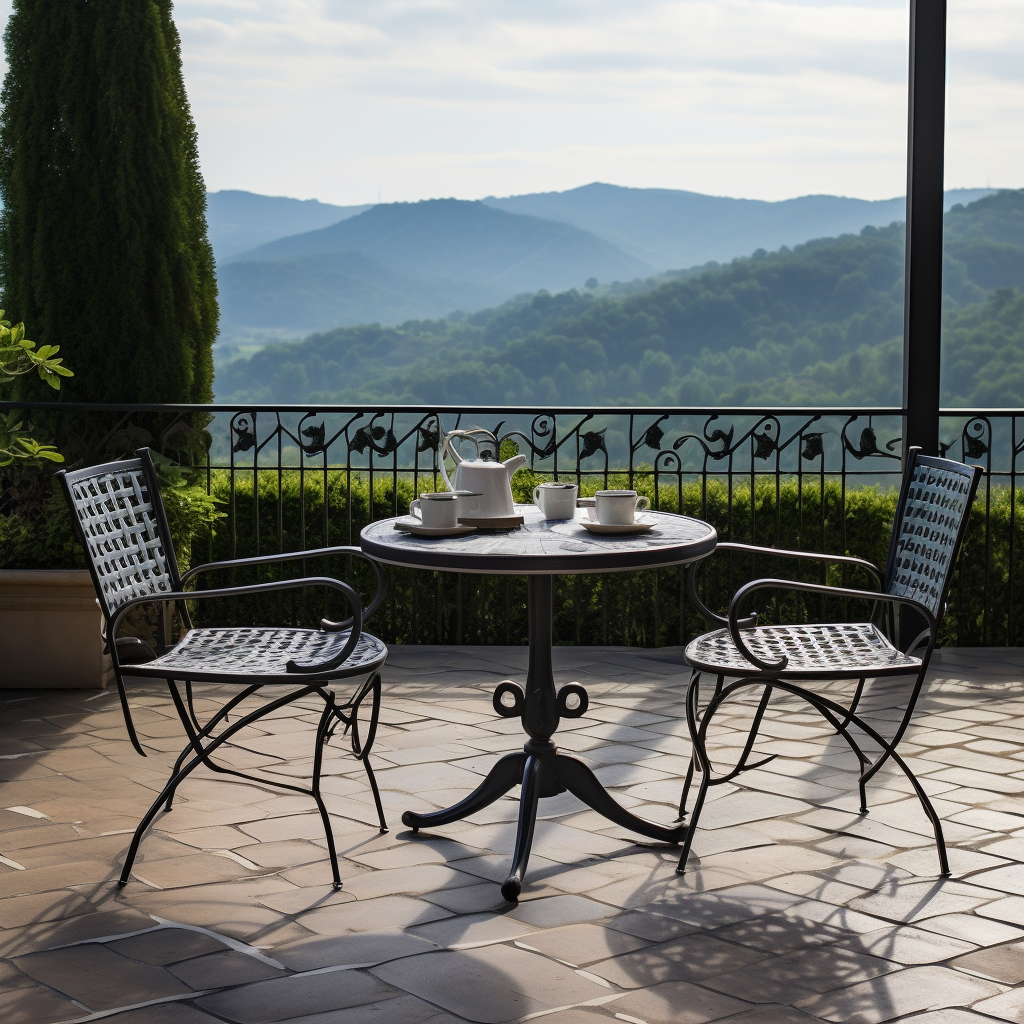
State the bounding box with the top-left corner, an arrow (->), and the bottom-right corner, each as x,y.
968,863 -> 1024,896
371,944 -> 611,1023
132,852 -> 261,889
335,865 -> 481,901
297,895 -> 452,936
794,964 -> 1004,1023
272,932 -> 442,971
514,921 -> 649,965
91,1004 -> 221,1023
419,881 -> 513,915
971,895 -> 1024,926
972,988 -> 1024,1023
14,942 -> 191,1010
947,940 -> 1024,983
167,949 -> 287,988
197,969 -> 401,1023
888,846 -> 1009,877
847,879 -> 998,922
778,898 -> 889,936
589,930 -> 768,988
693,790 -> 808,830
408,910 -> 538,948
714,912 -> 850,952
108,927 -> 228,965
0,982 -> 84,1024
707,946 -> 898,1003
604,909 -> 702,941
837,924 -> 976,964
0,907 -> 158,957
917,912 -> 1024,945
608,980 -> 750,1024
0,890 -> 92,929
505,894 -> 612,928
284,993 -> 464,1023
894,1011 -> 1009,1024
0,859 -> 113,898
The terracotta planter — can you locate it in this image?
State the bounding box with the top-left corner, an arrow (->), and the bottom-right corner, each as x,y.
0,570 -> 112,689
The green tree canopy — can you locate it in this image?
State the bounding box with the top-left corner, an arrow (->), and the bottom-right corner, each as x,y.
0,0 -> 217,406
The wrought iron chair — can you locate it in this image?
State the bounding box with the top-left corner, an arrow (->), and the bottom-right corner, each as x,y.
680,448 -> 981,877
57,448 -> 388,889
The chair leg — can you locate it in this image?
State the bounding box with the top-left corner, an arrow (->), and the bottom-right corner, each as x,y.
350,671 -> 385,831
678,671 -> 701,819
678,757 -> 696,820
676,773 -> 710,874
163,680 -> 262,811
311,691 -> 343,889
119,682 -> 322,885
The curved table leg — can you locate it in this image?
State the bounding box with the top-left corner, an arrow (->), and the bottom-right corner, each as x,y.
501,755 -> 543,902
402,752 -> 526,831
556,756 -> 687,844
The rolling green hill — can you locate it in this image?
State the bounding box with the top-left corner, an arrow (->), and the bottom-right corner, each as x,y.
214,190 -> 1024,408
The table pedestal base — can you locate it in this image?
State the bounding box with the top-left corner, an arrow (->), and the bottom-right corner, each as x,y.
402,739 -> 687,900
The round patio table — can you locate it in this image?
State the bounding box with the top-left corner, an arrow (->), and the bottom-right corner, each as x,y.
360,504 -> 717,900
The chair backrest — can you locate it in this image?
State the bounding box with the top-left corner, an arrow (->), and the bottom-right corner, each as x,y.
57,449 -> 180,622
884,448 -> 982,619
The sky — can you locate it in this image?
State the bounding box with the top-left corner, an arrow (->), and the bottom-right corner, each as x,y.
0,0 -> 1020,206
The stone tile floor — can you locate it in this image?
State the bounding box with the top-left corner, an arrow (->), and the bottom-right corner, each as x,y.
2,646 -> 1024,1024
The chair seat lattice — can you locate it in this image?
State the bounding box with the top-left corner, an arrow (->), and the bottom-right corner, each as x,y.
136,627 -> 387,680
685,622 -> 921,676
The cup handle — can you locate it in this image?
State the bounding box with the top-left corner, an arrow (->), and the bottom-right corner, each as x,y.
410,499 -> 422,519
533,486 -> 542,504
635,496 -> 650,513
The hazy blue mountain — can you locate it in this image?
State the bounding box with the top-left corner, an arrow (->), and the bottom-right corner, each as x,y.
218,250 -> 505,331
228,198 -> 652,287
218,199 -> 653,331
484,183 -> 995,270
206,190 -> 370,259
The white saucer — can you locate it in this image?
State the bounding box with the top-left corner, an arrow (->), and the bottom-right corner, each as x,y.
395,521 -> 477,538
580,520 -> 655,535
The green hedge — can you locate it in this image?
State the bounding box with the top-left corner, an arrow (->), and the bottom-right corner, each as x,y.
3,467 -> 1014,647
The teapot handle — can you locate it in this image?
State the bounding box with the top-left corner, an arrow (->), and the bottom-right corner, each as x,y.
438,430 -> 479,492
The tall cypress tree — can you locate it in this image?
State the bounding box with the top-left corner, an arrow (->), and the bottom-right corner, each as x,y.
0,0 -> 217,407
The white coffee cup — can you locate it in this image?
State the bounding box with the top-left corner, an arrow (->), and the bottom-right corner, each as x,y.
533,481 -> 578,520
410,492 -> 460,528
594,489 -> 649,526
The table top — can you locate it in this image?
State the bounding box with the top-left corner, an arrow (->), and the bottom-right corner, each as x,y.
359,505 -> 717,575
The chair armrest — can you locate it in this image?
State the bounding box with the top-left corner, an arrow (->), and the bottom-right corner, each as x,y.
686,542 -> 883,629
109,576 -> 365,674
726,577 -> 936,672
180,545 -> 385,623
715,543 -> 883,587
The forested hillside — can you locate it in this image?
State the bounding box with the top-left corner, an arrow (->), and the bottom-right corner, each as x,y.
215,190 -> 1024,408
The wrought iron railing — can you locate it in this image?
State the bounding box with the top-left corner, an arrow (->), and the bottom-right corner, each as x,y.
2,401 -> 1019,647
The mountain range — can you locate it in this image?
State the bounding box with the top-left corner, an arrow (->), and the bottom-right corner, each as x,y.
210,184 -> 996,341
214,189 -> 1024,409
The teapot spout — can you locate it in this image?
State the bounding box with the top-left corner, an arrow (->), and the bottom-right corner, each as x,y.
503,453 -> 528,476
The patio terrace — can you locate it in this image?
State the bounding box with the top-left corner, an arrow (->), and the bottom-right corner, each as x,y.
2,646 -> 1024,1024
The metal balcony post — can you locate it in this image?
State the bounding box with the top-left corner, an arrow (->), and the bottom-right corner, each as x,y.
902,0 -> 947,458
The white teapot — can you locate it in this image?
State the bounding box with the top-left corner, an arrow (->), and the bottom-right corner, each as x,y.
439,429 -> 527,518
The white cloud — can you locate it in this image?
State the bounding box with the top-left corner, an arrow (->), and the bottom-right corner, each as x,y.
0,0 -> 1019,203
